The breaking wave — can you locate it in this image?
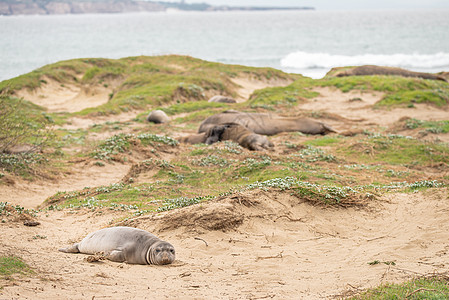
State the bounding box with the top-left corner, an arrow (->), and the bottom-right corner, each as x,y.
280,51 -> 449,71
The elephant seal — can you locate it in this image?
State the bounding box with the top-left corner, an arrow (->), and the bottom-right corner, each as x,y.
331,65 -> 446,82
208,95 -> 237,103
205,123 -> 273,151
198,111 -> 336,136
146,110 -> 169,124
178,132 -> 207,144
59,226 -> 175,265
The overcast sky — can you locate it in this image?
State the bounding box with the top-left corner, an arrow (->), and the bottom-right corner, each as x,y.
175,0 -> 449,10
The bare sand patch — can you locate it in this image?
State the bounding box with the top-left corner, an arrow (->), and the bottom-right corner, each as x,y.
230,75 -> 293,102
299,87 -> 449,134
0,161 -> 130,209
16,77 -> 116,113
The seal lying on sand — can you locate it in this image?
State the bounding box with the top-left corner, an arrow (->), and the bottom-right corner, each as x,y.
146,110 -> 170,124
205,123 -> 274,151
208,95 -> 237,103
198,111 -> 336,136
331,65 -> 447,81
59,226 -> 175,265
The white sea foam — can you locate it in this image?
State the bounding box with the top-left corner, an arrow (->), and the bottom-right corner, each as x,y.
280,51 -> 449,71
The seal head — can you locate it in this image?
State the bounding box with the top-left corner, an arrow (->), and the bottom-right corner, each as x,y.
147,241 -> 176,265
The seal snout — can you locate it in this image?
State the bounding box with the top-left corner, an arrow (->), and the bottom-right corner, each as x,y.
150,242 -> 176,265
160,253 -> 173,265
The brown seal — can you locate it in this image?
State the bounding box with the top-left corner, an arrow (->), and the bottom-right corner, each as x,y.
178,133 -> 207,144
205,123 -> 273,151
331,65 -> 447,81
198,111 -> 336,136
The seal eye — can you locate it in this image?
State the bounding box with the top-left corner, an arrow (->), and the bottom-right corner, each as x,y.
155,249 -> 161,253
170,249 -> 175,254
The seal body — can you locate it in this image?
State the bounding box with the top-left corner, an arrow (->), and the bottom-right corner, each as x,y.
205,123 -> 273,151
146,110 -> 169,124
178,132 -> 207,144
208,95 -> 237,103
59,226 -> 175,265
333,65 -> 446,82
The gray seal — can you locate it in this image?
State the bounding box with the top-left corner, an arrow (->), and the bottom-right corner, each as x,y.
208,95 -> 237,103
146,110 -> 170,124
59,226 -> 175,265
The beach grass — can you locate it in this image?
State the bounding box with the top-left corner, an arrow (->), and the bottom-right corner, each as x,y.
0,256 -> 33,279
350,276 -> 449,299
42,131 -> 447,211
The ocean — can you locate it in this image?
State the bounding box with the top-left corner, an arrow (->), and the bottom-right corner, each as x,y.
1,9 -> 449,81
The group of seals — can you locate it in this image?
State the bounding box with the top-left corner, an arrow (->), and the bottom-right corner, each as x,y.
59,226 -> 175,265
177,110 -> 336,151
198,110 -> 336,136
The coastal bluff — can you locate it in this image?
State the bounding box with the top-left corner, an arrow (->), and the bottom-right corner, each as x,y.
0,0 -> 314,15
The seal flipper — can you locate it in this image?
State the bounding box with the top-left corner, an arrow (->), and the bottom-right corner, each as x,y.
106,250 -> 126,263
322,123 -> 337,134
58,243 -> 80,253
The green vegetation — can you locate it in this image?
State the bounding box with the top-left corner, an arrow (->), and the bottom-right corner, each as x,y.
0,55 -> 297,117
0,96 -> 53,153
351,276 -> 449,299
247,73 -> 449,110
320,75 -> 449,107
43,131 -> 447,211
91,133 -> 178,161
0,96 -> 55,178
249,77 -> 318,109
0,256 -> 33,278
339,134 -> 449,166
405,118 -> 449,133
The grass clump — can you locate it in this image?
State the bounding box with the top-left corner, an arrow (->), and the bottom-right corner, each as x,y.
0,96 -> 53,153
0,96 -> 54,178
192,155 -> 230,167
405,118 -> 449,133
249,77 -> 318,109
242,177 -> 368,206
340,134 -> 449,166
91,133 -> 178,161
296,145 -> 337,163
137,133 -> 178,147
351,276 -> 449,299
0,153 -> 48,177
161,101 -> 228,115
157,195 -> 214,212
0,256 -> 33,279
91,133 -> 133,161
319,75 -> 449,107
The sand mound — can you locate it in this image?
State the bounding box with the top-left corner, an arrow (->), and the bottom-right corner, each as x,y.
16,76 -> 118,113
231,75 -> 293,102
